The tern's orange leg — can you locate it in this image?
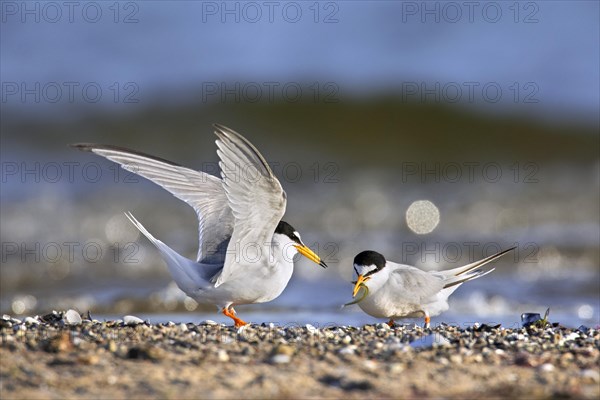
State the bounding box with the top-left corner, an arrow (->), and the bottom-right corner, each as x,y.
424,315 -> 431,329
387,319 -> 396,328
222,307 -> 248,328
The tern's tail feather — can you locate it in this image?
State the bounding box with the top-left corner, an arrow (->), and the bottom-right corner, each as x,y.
437,247 -> 515,296
444,247 -> 516,277
124,212 -> 208,295
443,267 -> 495,290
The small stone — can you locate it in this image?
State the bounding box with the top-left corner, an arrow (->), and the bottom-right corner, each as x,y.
201,320 -> 217,326
40,311 -> 62,324
44,332 -> 72,353
580,369 -> 600,384
305,324 -> 319,335
217,349 -> 229,362
410,334 -> 450,348
126,346 -> 164,361
538,363 -> 554,373
178,323 -> 188,332
24,317 -> 39,325
515,352 -> 535,367
78,354 -> 100,365
450,354 -> 463,364
564,332 -> 579,341
388,363 -> 404,373
363,360 -> 377,370
521,312 -> 542,327
270,354 -> 291,364
376,323 -> 391,331
107,340 -> 117,353
123,315 -> 144,326
220,335 -> 234,344
339,346 -> 356,355
64,310 -> 82,325
438,357 -> 449,366
342,335 -> 352,344
273,344 -> 295,356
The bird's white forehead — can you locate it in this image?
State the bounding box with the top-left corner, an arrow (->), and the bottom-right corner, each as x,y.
293,231 -> 301,240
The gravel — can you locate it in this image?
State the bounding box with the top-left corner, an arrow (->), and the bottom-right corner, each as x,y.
0,311 -> 598,399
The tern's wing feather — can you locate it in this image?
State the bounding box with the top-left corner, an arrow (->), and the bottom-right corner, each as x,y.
70,143 -> 234,264
387,263 -> 446,303
212,124 -> 286,287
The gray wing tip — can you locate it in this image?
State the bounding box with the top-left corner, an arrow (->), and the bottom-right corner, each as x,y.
498,246 -> 518,257
212,123 -> 236,139
69,143 -> 98,152
70,143 -> 183,167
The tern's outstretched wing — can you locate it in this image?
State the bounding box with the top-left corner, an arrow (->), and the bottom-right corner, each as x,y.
70,143 -> 234,264
212,124 -> 287,287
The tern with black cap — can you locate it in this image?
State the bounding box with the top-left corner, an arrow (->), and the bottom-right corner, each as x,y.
71,124 -> 327,327
347,247 -> 515,328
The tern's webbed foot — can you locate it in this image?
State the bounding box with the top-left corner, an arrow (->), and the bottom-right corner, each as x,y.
222,307 -> 248,328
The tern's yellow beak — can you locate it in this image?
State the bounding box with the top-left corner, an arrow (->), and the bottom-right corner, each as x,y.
352,274 -> 370,297
294,244 -> 328,268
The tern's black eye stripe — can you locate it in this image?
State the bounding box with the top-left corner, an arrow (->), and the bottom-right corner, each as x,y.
364,269 -> 377,278
353,266 -> 359,276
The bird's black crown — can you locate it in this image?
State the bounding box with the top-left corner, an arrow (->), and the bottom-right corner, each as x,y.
275,220 -> 300,243
354,250 -> 386,270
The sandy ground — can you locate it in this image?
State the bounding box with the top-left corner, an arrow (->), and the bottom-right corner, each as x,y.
1,313 -> 598,399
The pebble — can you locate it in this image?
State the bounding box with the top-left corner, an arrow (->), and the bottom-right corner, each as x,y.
123,315 -> 144,326
376,323 -> 390,331
580,369 -> 600,384
305,324 -> 319,335
363,360 -> 377,370
538,363 -> 555,373
410,334 -> 450,348
270,354 -> 291,364
24,317 -> 40,325
64,310 -> 82,325
339,346 -> 357,355
200,320 -> 218,326
217,349 -> 229,362
273,344 -> 295,356
388,363 -> 405,373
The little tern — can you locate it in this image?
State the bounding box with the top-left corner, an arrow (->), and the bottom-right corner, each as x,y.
347,247 -> 515,328
72,124 -> 327,327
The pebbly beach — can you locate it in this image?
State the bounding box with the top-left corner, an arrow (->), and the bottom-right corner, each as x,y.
1,311 -> 598,399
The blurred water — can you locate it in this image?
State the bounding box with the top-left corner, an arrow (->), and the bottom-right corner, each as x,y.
1,160 -> 598,327
1,1 -> 598,121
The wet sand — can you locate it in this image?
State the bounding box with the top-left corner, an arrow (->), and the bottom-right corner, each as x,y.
1,312 -> 598,399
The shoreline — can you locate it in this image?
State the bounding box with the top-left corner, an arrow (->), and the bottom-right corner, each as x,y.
1,313 -> 598,399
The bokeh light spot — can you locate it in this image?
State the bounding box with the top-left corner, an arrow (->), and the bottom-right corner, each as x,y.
406,200 -> 440,234
577,304 -> 593,320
